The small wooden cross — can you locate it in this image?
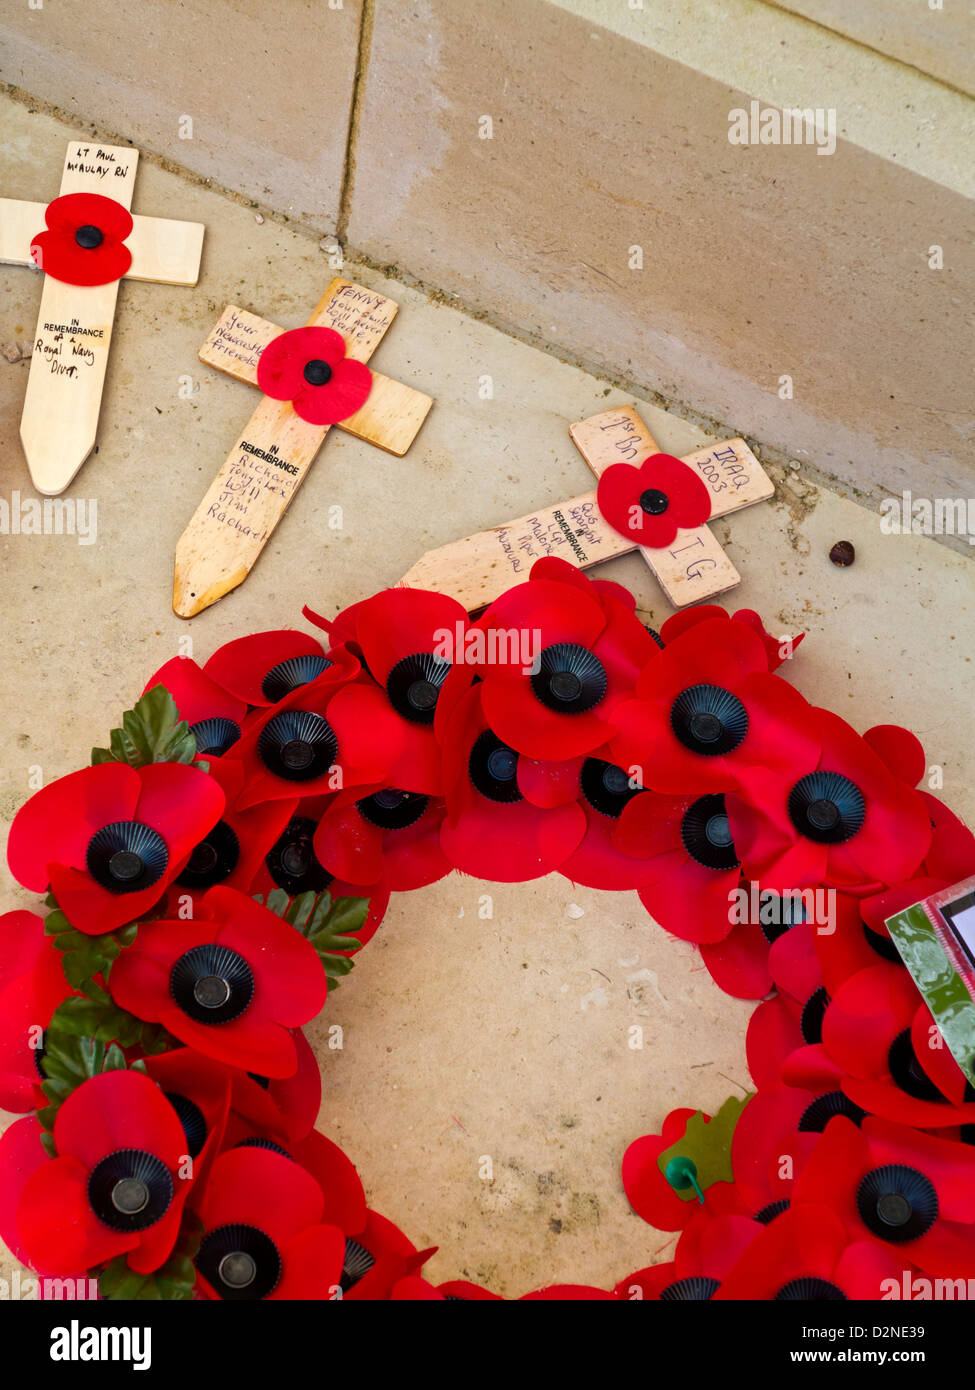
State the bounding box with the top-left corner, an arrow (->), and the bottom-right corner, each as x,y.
0,140 -> 205,495
400,405 -> 774,611
173,277 -> 433,618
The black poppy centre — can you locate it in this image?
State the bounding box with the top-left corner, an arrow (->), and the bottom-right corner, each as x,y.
165,1092 -> 208,1159
258,710 -> 338,782
177,820 -> 240,889
197,1223 -> 282,1300
190,716 -> 242,757
266,816 -> 333,895
469,730 -> 521,803
357,788 -> 429,830
639,488 -> 669,516
856,1164 -> 938,1243
170,943 -> 255,1024
788,771 -> 866,844
87,1148 -> 173,1232
680,794 -> 740,871
671,684 -> 748,757
74,223 -> 104,250
302,359 -> 333,387
261,654 -> 332,703
530,643 -> 607,714
386,653 -> 450,725
86,821 -> 168,895
580,758 -> 642,818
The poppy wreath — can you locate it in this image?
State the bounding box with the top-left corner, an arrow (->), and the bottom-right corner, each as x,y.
1,553 -> 974,1301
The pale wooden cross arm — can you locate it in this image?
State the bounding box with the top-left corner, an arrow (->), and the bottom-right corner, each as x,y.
398,432 -> 770,613
198,302 -> 432,456
0,200 -> 204,286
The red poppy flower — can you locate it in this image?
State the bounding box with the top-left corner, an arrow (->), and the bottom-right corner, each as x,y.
596,453 -> 711,547
727,707 -> 932,895
223,652 -> 404,812
250,837 -> 391,955
614,1208 -> 760,1300
863,723 -> 927,788
338,1209 -> 434,1301
707,878 -> 809,997
854,877 -> 944,964
256,326 -> 372,426
108,885 -> 327,1077
17,1070 -> 193,1275
203,629 -> 335,709
746,995 -> 805,1089
0,914 -> 74,1112
791,1115 -> 975,1277
30,192 -> 132,286
609,616 -> 819,797
141,1048 -> 234,1190
224,1027 -> 322,1145
312,786 -> 451,891
193,1147 -> 345,1299
438,685 -> 586,882
730,608 -> 805,672
0,1116 -> 61,1271
815,890 -> 898,990
656,604 -> 805,674
731,1083 -> 853,1212
715,1200 -> 909,1300
143,658 -> 247,758
699,917 -> 772,1000
817,963 -> 975,1129
7,761 -> 226,936
213,1123 -> 366,1238
615,789 -> 744,944
436,557 -> 657,763
163,758 -> 297,909
622,1107 -> 720,1231
551,750 -> 650,890
921,791 -> 975,883
305,588 -> 470,795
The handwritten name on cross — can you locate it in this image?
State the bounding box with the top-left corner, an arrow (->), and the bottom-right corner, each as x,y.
399,405 -> 773,611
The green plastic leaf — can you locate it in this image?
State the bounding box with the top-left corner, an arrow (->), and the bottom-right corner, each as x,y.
44,909 -> 138,995
257,889 -> 367,990
656,1093 -> 753,1202
38,1000 -> 171,1141
90,684 -> 200,769
98,1214 -> 203,1301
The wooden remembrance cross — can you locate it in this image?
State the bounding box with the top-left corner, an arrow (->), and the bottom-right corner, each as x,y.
174,277 -> 433,618
400,405 -> 774,610
0,140 -> 205,494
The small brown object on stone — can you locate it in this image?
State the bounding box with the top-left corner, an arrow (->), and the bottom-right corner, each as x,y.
830,540 -> 856,567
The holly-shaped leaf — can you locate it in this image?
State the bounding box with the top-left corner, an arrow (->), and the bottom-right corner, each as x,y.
98,1214 -> 203,1301
656,1093 -> 753,1203
45,908 -> 137,998
257,889 -> 368,990
36,999 -> 168,1153
91,684 -> 202,769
